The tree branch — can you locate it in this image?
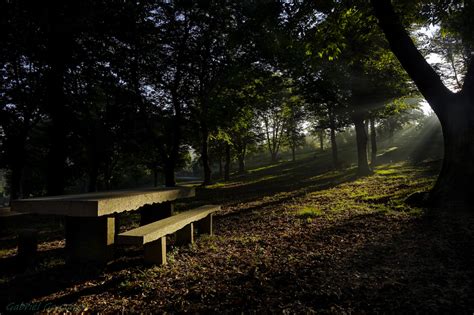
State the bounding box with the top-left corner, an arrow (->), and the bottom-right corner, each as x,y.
370,0 -> 453,114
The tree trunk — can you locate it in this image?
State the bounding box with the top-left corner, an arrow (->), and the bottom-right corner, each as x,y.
164,160 -> 176,187
388,118 -> 395,145
371,0 -> 474,207
291,146 -> 296,162
9,162 -> 23,201
87,164 -> 99,193
330,127 -> 338,169
329,106 -> 338,168
153,167 -> 159,187
45,5 -> 72,196
319,130 -> 324,151
224,143 -> 231,181
201,125 -> 212,185
365,120 -> 370,156
370,117 -> 377,167
237,144 -> 246,174
271,151 -> 278,163
353,113 -> 372,176
430,96 -> 474,207
218,155 -> 223,178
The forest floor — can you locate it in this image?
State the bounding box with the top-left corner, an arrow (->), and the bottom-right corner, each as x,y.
1,155 -> 474,313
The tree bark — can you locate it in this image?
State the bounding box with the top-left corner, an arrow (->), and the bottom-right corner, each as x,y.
319,130 -> 324,151
45,3 -> 72,196
218,155 -> 223,178
371,0 -> 474,207
224,143 -> 231,181
353,113 -> 372,176
9,161 -> 23,201
201,124 -> 212,185
388,117 -> 395,145
430,96 -> 474,207
329,106 -> 338,168
153,167 -> 159,187
238,157 -> 245,173
87,164 -> 99,193
164,160 -> 176,187
330,127 -> 338,169
370,117 -> 377,167
237,143 -> 246,174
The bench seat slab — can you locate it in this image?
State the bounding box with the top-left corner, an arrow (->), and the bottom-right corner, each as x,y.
117,205 -> 220,245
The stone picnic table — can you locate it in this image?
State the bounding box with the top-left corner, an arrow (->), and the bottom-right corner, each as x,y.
11,186 -> 195,263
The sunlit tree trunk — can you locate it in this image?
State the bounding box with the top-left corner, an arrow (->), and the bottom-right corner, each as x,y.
330,128 -> 338,169
352,112 -> 372,176
319,130 -> 324,151
370,117 -> 377,167
329,106 -> 338,168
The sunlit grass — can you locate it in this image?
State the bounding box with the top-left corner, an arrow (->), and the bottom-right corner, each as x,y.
296,205 -> 323,219
299,162 -> 435,218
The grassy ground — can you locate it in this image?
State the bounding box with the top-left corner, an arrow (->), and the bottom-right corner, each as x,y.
0,154 -> 473,313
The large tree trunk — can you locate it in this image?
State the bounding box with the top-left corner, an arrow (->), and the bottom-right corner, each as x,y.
224,143 -> 231,181
353,113 -> 372,176
370,117 -> 377,167
291,146 -> 296,162
430,96 -> 474,207
371,0 -> 474,207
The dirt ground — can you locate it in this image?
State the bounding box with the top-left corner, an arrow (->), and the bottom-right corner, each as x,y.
1,157 -> 473,313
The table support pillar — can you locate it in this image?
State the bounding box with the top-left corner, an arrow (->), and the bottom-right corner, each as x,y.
65,216 -> 115,264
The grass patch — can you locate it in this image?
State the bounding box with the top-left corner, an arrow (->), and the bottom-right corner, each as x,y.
296,205 -> 323,219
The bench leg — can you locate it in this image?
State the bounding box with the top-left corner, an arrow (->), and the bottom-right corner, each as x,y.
140,202 -> 174,226
144,237 -> 166,265
198,214 -> 213,236
175,223 -> 194,246
65,216 -> 115,264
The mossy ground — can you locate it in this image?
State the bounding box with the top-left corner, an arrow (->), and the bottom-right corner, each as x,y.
1,156 -> 473,313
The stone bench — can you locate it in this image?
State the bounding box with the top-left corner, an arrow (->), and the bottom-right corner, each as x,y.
117,205 -> 220,264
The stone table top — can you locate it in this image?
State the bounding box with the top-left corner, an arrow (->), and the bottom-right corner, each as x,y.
11,186 -> 195,217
